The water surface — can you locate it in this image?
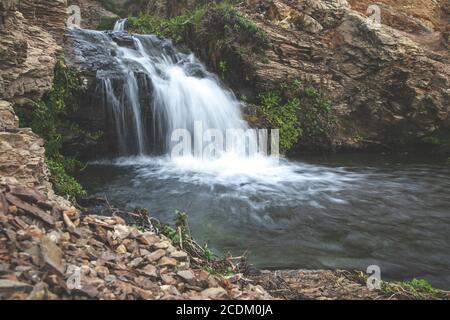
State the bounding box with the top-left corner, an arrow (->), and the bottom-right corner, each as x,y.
77,154 -> 450,289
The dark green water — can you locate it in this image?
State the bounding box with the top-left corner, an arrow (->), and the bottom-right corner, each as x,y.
77,153 -> 450,289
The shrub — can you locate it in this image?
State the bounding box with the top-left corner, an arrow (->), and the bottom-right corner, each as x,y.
259,91 -> 301,153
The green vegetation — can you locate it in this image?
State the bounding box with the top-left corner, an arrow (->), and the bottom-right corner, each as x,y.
256,81 -> 335,154
380,278 -> 447,299
259,91 -> 301,153
127,1 -> 267,44
15,59 -> 88,200
351,271 -> 448,299
128,7 -> 206,43
299,86 -> 334,144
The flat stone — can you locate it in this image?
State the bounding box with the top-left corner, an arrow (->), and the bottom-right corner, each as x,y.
170,250 -> 188,261
74,284 -> 99,299
40,235 -> 65,275
161,274 -> 177,285
140,264 -> 158,278
146,249 -> 166,262
105,275 -> 117,283
128,257 -> 144,268
100,251 -> 117,261
158,257 -> 177,267
138,232 -> 159,246
116,244 -> 127,254
154,241 -> 170,249
160,285 -> 180,296
201,287 -> 228,299
10,185 -> 46,204
113,225 -> 130,240
5,193 -> 54,226
177,270 -> 196,284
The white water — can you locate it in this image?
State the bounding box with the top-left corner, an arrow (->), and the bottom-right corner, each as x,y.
100,21 -> 256,161
94,21 -> 362,187
113,19 -> 127,32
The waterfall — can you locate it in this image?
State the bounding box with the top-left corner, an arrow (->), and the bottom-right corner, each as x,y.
68,22 -> 251,157
113,19 -> 127,32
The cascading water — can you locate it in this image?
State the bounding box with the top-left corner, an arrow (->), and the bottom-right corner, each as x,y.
76,21 -> 250,158
113,18 -> 127,32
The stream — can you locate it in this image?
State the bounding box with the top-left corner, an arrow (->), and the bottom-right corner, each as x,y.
77,153 -> 450,289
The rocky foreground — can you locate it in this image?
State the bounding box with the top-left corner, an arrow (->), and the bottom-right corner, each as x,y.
0,185 -> 274,300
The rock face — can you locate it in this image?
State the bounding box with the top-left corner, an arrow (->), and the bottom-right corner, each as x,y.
0,0 -> 65,104
0,185 -> 272,300
0,0 -> 66,193
235,0 -> 450,152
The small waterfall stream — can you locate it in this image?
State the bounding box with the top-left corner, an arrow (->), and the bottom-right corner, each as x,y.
77,21 -> 249,157
113,18 -> 127,32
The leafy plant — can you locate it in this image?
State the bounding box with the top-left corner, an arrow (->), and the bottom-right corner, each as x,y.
258,91 -> 301,153
127,7 -> 206,43
380,278 -> 446,299
47,160 -> 86,199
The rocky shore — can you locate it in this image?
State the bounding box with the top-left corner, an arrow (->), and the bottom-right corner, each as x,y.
0,185 -> 273,300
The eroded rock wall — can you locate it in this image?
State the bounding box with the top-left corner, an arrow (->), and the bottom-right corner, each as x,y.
235,0 -> 450,152
0,0 -> 67,193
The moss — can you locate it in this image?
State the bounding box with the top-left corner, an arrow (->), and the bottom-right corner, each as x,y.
15,59 -> 88,200
380,278 -> 446,299
255,81 -> 335,154
127,7 -> 206,44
